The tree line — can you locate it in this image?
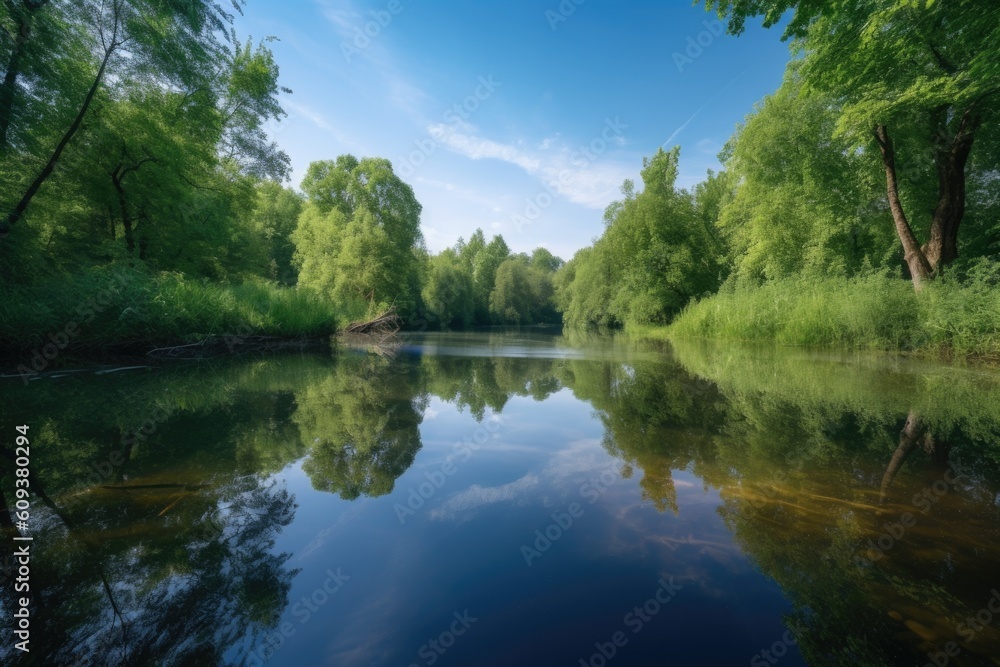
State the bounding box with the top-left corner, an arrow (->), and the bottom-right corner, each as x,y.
0,0 -> 562,338
556,0 -> 998,331
1,0 -> 997,343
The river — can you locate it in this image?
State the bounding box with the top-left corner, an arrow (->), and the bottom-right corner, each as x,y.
2,330 -> 999,666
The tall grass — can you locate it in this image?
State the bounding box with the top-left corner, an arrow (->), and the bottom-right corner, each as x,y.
665,273 -> 1000,357
0,266 -> 339,351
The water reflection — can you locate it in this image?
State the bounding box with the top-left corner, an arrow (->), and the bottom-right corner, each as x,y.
0,333 -> 998,665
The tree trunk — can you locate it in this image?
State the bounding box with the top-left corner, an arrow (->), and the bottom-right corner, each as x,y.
111,165 -> 135,253
873,111 -> 979,290
879,410 -> 926,504
0,0 -> 51,150
923,109 -> 979,272
873,124 -> 933,290
0,3 -> 118,238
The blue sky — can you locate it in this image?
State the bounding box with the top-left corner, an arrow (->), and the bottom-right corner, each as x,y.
236,1 -> 791,260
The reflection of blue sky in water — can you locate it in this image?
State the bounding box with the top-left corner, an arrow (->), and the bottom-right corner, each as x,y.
11,331 -> 1000,665
268,373 -> 803,667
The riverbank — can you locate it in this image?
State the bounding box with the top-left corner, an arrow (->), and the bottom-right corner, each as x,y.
0,267 -> 339,367
630,274 -> 1000,360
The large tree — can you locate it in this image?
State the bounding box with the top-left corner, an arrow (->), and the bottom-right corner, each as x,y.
1,0 -> 249,238
293,155 -> 424,317
701,0 -> 999,288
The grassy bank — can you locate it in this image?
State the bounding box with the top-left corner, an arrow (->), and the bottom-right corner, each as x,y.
0,266 -> 339,355
645,274 -> 1000,358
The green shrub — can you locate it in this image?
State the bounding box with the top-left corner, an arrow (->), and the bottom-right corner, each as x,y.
667,273 -> 1000,357
0,265 -> 338,350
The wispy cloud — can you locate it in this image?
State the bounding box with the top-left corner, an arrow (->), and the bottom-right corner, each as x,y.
428,124 -> 541,172
426,123 -> 634,209
283,100 -> 357,147
430,473 -> 540,520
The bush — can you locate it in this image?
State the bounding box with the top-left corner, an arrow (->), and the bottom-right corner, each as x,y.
667,273 -> 1000,357
0,265 -> 338,351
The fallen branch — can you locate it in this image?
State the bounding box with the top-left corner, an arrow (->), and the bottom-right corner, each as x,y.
344,306 -> 401,335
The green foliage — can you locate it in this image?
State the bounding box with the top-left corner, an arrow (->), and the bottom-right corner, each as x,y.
702,0 -> 1000,276
486,253 -> 560,325
717,66 -> 896,283
557,147 -> 725,327
249,181 -> 303,285
489,258 -> 533,324
421,250 -> 474,329
293,155 -> 424,319
0,265 -> 337,349
668,271 -> 1000,356
473,233 -> 511,321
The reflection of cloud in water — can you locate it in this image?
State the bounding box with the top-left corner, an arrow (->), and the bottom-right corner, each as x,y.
315,589 -> 399,667
541,438 -> 618,483
430,473 -> 540,520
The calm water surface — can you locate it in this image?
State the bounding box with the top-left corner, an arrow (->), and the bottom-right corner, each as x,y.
2,330 -> 1000,666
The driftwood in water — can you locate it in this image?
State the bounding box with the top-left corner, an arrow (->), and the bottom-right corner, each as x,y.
344,309 -> 401,336
340,308 -> 402,357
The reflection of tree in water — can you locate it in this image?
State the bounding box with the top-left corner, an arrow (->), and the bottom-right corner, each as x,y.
0,361 -> 317,667
295,353 -> 563,499
665,343 -> 1000,666
421,355 -> 562,420
549,341 -> 1000,664
0,470 -> 297,667
561,357 -> 725,514
296,354 -> 427,499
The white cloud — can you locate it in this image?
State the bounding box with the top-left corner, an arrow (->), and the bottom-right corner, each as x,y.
426,123 -> 634,210
428,124 -> 541,172
430,473 -> 540,520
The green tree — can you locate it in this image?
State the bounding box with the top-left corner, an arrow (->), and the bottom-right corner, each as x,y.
489,258 -> 533,324
716,67 -> 893,284
559,147 -> 723,327
250,181 -> 303,285
422,250 -> 474,329
701,0 -> 1000,288
293,155 -> 424,317
472,233 -> 510,321
529,247 -> 564,273
2,0 -> 249,237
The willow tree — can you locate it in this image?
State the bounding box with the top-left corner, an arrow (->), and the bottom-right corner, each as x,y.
702,0 -> 999,288
293,155 -> 424,317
